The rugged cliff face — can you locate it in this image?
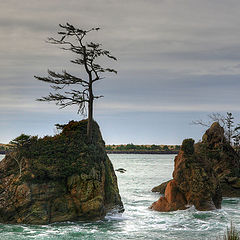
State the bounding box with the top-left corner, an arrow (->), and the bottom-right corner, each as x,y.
0,120 -> 123,224
151,122 -> 240,212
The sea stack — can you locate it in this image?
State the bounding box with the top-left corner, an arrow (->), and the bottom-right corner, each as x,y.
151,122 -> 240,212
0,120 -> 123,224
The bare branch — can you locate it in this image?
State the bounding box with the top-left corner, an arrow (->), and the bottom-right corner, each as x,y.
93,95 -> 104,99
191,120 -> 210,127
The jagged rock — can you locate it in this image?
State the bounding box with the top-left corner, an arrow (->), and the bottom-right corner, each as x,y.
0,120 -> 123,224
151,122 -> 240,212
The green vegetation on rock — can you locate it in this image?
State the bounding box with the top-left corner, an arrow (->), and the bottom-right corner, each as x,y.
181,138 -> 195,155
17,120 -> 106,181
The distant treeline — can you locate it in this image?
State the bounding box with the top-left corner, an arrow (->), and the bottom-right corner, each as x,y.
0,143 -> 180,155
106,144 -> 180,154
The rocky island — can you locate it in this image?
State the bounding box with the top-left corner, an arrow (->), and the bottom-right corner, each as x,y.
151,122 -> 240,212
0,120 -> 123,224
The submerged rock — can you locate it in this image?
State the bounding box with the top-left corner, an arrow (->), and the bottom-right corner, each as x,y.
0,120 -> 123,224
151,122 -> 240,212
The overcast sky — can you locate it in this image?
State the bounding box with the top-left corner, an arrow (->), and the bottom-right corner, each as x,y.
1,0 -> 240,144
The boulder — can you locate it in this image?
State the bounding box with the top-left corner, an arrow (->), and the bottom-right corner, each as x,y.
0,120 -> 123,224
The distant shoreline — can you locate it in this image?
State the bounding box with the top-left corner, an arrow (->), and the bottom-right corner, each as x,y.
106,150 -> 179,154
0,150 -> 179,155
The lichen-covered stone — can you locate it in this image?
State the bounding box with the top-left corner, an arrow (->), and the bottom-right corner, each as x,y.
0,120 -> 123,224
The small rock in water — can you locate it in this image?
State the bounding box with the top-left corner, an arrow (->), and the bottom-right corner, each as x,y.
115,168 -> 126,173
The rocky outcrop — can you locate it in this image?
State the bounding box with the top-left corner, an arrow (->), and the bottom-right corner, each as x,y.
0,120 -> 123,224
150,122 -> 240,212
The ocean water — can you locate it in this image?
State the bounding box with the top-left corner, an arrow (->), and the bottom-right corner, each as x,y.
0,154 -> 239,240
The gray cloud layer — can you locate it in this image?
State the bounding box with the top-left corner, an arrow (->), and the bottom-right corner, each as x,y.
1,0 -> 240,143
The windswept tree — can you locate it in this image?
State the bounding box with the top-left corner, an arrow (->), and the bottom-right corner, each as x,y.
233,124 -> 240,152
225,112 -> 234,144
9,134 -> 31,177
35,23 -> 117,142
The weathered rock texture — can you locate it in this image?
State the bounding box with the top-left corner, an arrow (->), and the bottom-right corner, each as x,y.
150,122 -> 240,212
0,120 -> 123,224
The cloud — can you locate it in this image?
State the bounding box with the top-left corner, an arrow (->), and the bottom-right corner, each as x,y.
1,0 -> 240,143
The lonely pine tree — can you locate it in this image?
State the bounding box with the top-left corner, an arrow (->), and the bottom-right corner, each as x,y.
35,23 -> 117,142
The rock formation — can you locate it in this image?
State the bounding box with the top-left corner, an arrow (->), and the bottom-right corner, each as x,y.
150,122 -> 240,212
0,120 -> 123,224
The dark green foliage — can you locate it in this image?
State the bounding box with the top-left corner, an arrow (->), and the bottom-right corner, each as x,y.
10,134 -> 31,148
125,143 -> 137,150
162,145 -> 169,151
0,146 -> 5,151
15,120 -> 106,182
174,145 -> 181,150
181,138 -> 195,155
105,145 -> 113,150
150,144 -> 160,150
107,144 -> 176,152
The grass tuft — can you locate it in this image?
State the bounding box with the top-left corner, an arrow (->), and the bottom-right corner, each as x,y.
217,222 -> 239,240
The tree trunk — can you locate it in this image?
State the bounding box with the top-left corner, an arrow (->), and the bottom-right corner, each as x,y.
87,99 -> 93,142
87,77 -> 93,143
